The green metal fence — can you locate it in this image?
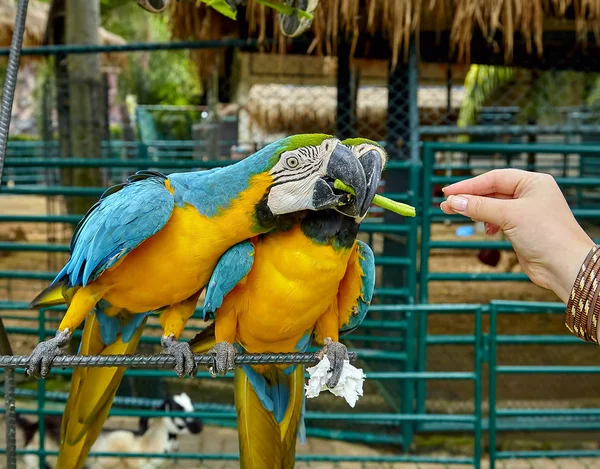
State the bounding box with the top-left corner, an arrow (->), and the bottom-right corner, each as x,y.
489,300 -> 600,469
4,138 -> 600,467
417,141 -> 600,425
0,303 -> 484,468
0,140 -> 425,466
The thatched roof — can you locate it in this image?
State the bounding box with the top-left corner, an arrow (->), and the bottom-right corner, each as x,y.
0,0 -> 127,68
246,83 -> 465,139
169,0 -> 600,78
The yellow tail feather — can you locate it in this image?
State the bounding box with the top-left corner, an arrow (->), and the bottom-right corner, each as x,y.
235,365 -> 304,469
278,365 -> 305,468
56,315 -> 148,469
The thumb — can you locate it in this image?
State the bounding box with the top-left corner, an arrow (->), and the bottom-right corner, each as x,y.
445,194 -> 509,227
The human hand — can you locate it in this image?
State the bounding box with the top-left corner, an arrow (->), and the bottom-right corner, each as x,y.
440,168 -> 595,303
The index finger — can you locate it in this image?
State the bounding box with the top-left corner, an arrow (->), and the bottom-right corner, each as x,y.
441,168 -> 532,197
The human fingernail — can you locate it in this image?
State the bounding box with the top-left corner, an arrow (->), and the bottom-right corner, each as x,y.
448,195 -> 468,212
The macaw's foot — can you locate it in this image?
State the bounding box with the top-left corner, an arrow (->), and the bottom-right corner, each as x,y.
25,329 -> 71,379
316,337 -> 349,388
161,335 -> 197,378
207,341 -> 236,377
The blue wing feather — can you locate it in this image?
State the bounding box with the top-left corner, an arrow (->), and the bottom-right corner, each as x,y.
57,141 -> 288,288
55,170 -> 174,288
340,240 -> 375,336
202,240 -> 255,320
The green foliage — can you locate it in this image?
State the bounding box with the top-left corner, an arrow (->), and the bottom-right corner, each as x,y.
457,65 -> 600,134
100,0 -> 151,42
457,65 -> 514,129
109,123 -> 123,139
200,0 -> 315,20
98,1 -> 202,106
586,76 -> 600,112
117,14 -> 202,106
7,134 -> 40,141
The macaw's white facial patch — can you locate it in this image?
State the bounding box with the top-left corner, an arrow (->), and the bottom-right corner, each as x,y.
266,138 -> 340,216
267,174 -> 322,215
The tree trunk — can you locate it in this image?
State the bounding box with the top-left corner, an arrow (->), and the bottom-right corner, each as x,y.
46,0 -> 73,208
65,0 -> 104,215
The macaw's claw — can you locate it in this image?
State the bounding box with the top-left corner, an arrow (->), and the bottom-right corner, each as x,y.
161,335 -> 197,378
317,337 -> 349,389
208,341 -> 236,377
25,329 -> 71,379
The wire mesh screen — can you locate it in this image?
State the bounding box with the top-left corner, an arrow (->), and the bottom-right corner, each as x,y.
420,65 -> 600,138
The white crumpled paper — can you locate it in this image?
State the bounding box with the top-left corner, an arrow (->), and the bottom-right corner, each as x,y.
304,356 -> 366,407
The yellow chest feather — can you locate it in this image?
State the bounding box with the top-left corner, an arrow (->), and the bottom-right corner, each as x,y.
233,226 -> 354,351
94,174 -> 272,313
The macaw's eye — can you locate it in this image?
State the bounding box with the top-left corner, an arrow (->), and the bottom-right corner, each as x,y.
286,156 -> 299,168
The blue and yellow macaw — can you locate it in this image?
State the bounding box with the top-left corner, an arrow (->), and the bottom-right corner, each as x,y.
26,134 -> 369,469
189,138 -> 387,468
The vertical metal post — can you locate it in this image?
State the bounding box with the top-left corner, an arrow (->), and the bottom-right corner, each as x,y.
474,306 -> 482,469
1,320 -> 16,469
336,39 -> 356,138
401,43 -> 419,449
383,41 -> 414,452
0,2 -> 30,468
488,304 -> 498,469
416,144 -> 433,419
37,309 -> 47,469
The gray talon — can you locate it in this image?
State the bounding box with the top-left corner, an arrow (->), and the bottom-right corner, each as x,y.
26,329 -> 71,379
208,341 -> 236,377
318,337 -> 349,388
161,335 -> 197,378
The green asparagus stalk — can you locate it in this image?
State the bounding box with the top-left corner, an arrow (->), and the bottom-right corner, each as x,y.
334,179 -> 416,218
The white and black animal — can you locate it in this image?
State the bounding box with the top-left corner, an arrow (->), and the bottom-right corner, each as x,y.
18,393 -> 203,469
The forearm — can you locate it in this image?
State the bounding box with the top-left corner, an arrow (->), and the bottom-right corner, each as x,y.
549,235 -> 596,304
563,241 -> 600,343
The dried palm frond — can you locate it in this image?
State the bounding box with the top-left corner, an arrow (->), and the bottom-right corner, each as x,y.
168,0 -> 600,83
247,83 -> 464,138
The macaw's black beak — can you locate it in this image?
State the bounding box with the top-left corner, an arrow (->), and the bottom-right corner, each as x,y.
357,150 -> 384,217
312,142 -> 367,217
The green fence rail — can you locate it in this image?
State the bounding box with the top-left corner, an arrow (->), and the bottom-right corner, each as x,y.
0,303 -> 484,468
0,140 -> 422,464
416,141 -> 600,423
5,140 -> 600,467
489,300 -> 600,469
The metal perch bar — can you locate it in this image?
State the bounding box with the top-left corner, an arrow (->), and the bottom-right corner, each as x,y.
0,352 -> 357,369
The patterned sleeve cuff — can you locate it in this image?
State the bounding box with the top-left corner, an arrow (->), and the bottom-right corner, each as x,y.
565,244 -> 600,343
